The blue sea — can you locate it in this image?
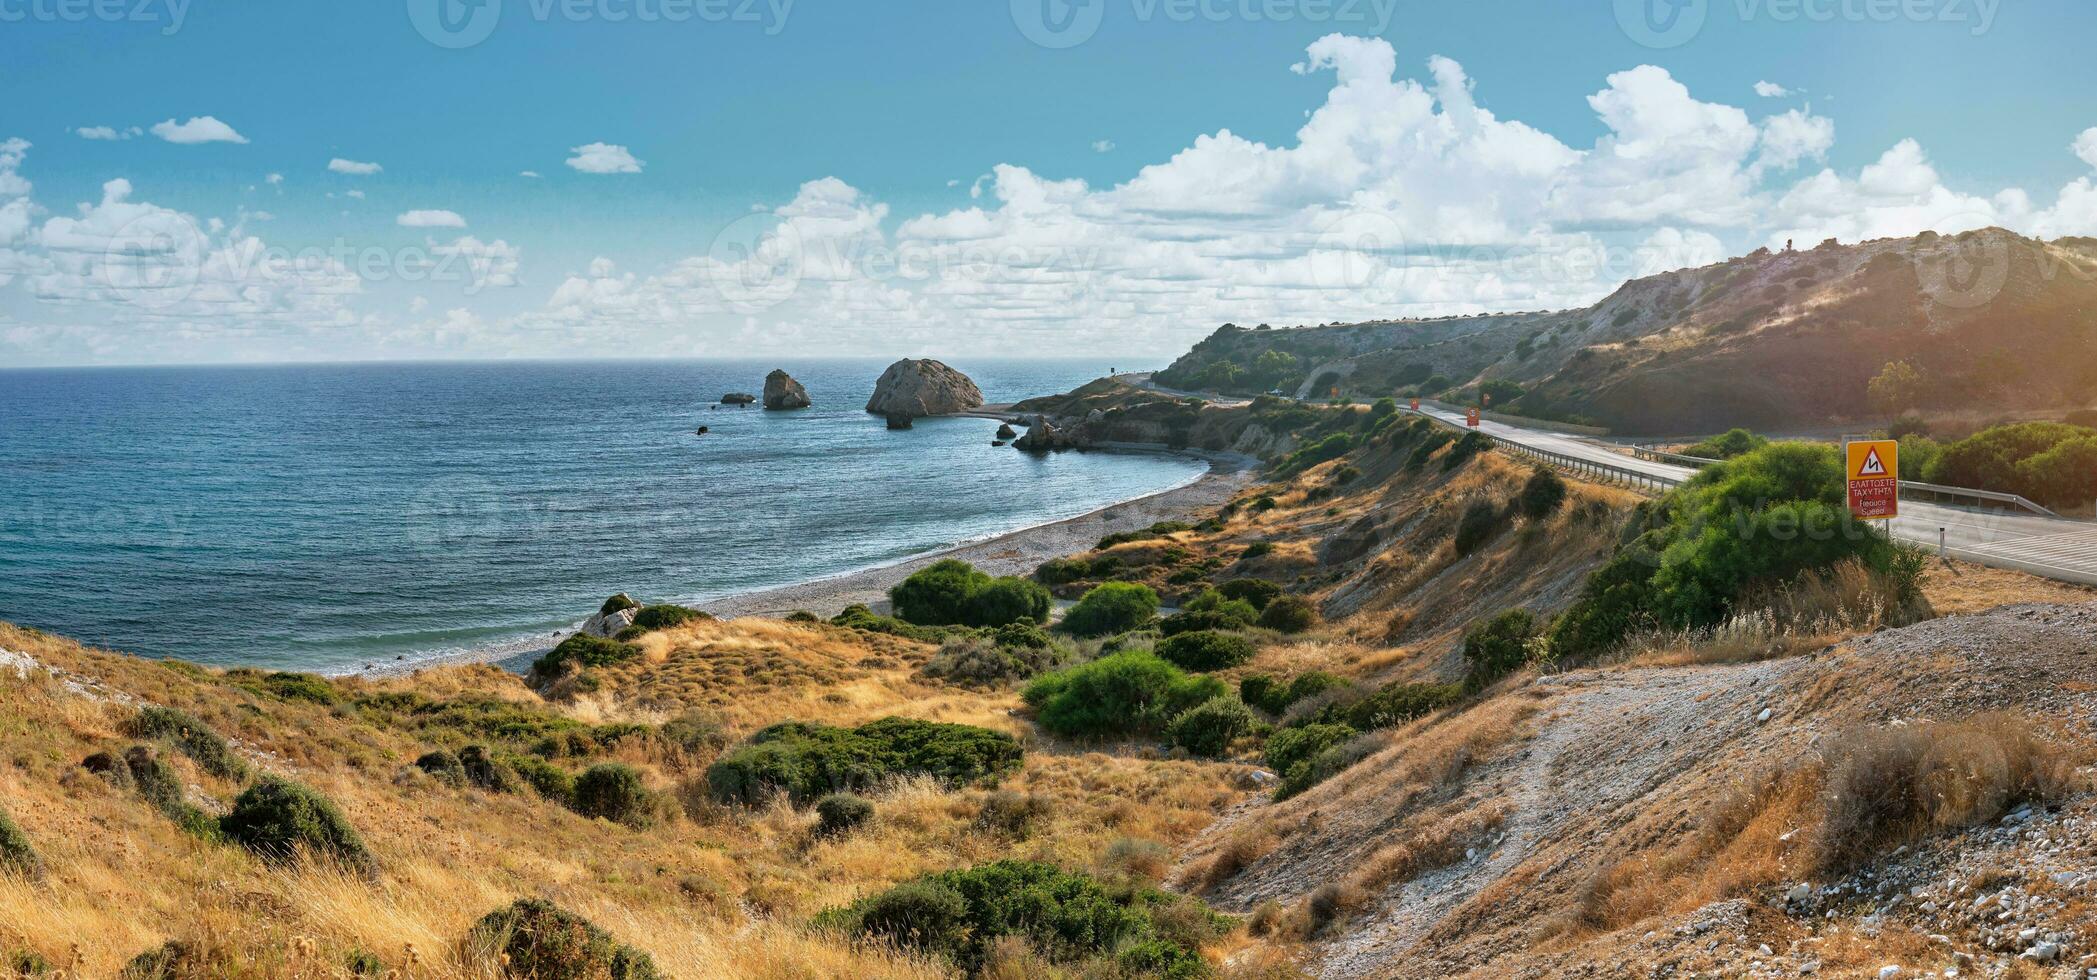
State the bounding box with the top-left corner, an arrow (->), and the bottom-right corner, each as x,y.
0,359 -> 1203,672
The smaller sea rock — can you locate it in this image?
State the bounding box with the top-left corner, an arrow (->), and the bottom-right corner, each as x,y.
885,413 -> 913,430
721,392 -> 756,406
996,422 -> 1017,440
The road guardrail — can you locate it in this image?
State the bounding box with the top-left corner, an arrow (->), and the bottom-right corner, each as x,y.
1631,445 -> 2062,518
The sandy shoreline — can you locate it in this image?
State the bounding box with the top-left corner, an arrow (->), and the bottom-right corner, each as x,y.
375,445 -> 1261,677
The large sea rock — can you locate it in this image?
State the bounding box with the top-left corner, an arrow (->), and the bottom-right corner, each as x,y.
763,369 -> 811,410
864,358 -> 983,419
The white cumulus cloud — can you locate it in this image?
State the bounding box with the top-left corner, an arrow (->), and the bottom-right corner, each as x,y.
565,143 -> 643,174
328,158 -> 383,175
1754,81 -> 1792,98
149,116 -> 248,145
397,210 -> 466,228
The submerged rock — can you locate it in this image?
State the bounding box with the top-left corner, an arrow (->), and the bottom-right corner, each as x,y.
763,369 -> 811,410
864,358 -> 983,419
885,413 -> 914,430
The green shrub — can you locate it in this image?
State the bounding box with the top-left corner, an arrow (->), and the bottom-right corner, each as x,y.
1342,682 -> 1462,730
815,861 -> 1211,976
130,706 -> 247,782
530,634 -> 640,679
256,671 -> 341,705
0,807 -> 40,879
1249,495 -> 1278,512
1239,541 -> 1275,561
599,593 -> 640,616
1462,610 -> 1541,690
1519,467 -> 1567,519
1182,588 -> 1259,622
507,755 -> 576,804
122,746 -> 220,839
922,632 -> 1069,688
785,610 -> 821,623
627,604 -> 711,633
828,603 -> 962,644
1155,631 -> 1256,672
1257,595 -> 1318,633
1275,433 -> 1356,476
890,559 -> 992,625
1242,671 -> 1348,715
573,763 -> 658,829
457,745 -> 519,793
1158,609 -> 1252,637
1034,556 -> 1093,585
219,777 -> 376,876
2014,435 -> 2097,508
966,577 -> 1054,628
1265,724 -> 1357,789
815,793 -> 875,836
1927,421 -> 2091,504
706,718 -> 1023,806
1442,431 -> 1491,471
1683,428 -> 1769,460
1062,582 -> 1160,637
1022,651 -> 1227,739
463,899 -> 662,980
414,750 -> 467,787
1453,500 -> 1504,556
1168,697 -> 1257,758
343,949 -> 385,976
1216,578 -> 1282,610
1550,442 -> 1922,660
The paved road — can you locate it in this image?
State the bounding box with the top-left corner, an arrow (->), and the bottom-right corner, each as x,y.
1415,405 -> 2097,588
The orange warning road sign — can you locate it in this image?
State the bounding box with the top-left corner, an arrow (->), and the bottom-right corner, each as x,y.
1846,439 -> 1899,520
1466,407 -> 1481,428
1409,397 -> 1421,411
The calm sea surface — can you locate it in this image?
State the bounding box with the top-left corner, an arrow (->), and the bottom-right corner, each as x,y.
0,359 -> 1202,671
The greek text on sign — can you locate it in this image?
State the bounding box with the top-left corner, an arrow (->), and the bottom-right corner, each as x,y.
1466,407 -> 1481,428
1845,439 -> 1899,520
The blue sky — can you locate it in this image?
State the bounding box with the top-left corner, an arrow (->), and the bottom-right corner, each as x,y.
2,0 -> 2094,365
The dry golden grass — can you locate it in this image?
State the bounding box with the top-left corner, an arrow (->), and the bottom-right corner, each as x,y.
1921,556 -> 2097,615
0,615 -> 1257,978
1566,712 -> 2090,936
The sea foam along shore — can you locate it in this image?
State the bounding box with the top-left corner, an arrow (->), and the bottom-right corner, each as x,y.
358,445 -> 1259,678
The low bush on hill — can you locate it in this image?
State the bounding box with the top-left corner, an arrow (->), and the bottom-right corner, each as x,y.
922,626 -> 1072,688
1215,577 -> 1282,610
1924,421 -> 2095,507
129,706 -> 247,782
456,745 -> 518,793
1033,556 -> 1095,585
1157,609 -> 1250,637
1683,428 -> 1769,460
828,603 -> 963,643
599,593 -> 640,616
506,754 -> 576,804
1257,595 -> 1318,633
705,717 -> 1022,806
1442,431 -> 1492,471
1550,443 -> 1928,661
1519,466 -> 1568,519
573,763 -> 660,829
414,749 -> 467,786
815,793 -> 875,836
0,807 -> 40,879
1453,500 -> 1504,557
1022,651 -> 1227,739
624,603 -> 712,634
223,669 -> 342,706
529,634 -> 640,679
1462,610 -> 1541,690
814,860 -> 1219,977
890,559 -> 1052,628
1062,582 -> 1160,637
1097,520 -> 1194,549
1167,696 -> 1258,758
1265,724 -> 1360,799
972,789 -> 1052,838
1239,671 -> 1347,715
1239,541 -> 1275,561
1183,588 -> 1260,621
1339,682 -> 1462,730
1155,631 -> 1256,672
463,899 -> 663,980
120,746 -> 219,839
1274,433 -> 1356,477
219,777 -> 377,877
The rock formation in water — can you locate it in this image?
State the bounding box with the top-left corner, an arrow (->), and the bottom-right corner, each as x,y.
763,370 -> 811,410
721,393 -> 756,406
885,413 -> 914,430
864,359 -> 983,419
995,422 -> 1018,440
